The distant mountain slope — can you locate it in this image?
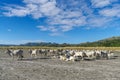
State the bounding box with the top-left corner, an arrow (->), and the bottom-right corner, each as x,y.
0,36 -> 120,47
20,36 -> 120,47
79,36 -> 120,47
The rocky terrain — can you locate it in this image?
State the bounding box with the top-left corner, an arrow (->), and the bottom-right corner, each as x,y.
0,49 -> 120,80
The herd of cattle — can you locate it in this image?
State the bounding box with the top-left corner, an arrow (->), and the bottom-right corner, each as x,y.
5,49 -> 115,61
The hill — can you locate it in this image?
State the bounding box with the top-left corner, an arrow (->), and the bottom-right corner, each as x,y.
78,36 -> 120,47
0,36 -> 120,47
20,36 -> 120,47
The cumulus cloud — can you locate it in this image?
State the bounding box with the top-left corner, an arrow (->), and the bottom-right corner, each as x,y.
91,0 -> 110,8
1,0 -> 120,36
40,1 -> 60,16
99,5 -> 120,17
37,26 -> 48,31
3,6 -> 30,17
37,26 -> 58,32
61,25 -> 73,32
23,0 -> 48,4
3,0 -> 60,18
87,17 -> 112,27
91,0 -> 118,8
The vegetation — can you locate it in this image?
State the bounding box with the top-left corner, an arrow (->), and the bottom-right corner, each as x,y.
0,36 -> 120,48
19,36 -> 120,47
78,36 -> 120,47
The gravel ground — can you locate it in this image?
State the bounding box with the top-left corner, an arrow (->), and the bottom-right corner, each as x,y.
0,49 -> 120,80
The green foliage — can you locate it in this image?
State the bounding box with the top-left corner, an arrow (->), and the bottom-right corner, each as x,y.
21,36 -> 120,47
78,36 -> 120,47
0,36 -> 120,47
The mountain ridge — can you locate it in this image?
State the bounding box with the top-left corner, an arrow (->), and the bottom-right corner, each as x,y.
0,36 -> 120,47
79,36 -> 120,47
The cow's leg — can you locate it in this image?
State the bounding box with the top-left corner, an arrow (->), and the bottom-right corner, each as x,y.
13,55 -> 15,60
35,54 -> 37,58
31,54 -> 33,58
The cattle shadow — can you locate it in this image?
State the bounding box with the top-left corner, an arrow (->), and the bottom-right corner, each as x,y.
84,59 -> 95,61
114,55 -> 119,58
18,57 -> 51,61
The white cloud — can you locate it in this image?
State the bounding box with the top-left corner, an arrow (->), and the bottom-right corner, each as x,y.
3,0 -> 60,18
37,26 -> 58,32
61,25 -> 73,32
99,5 -> 120,17
1,0 -> 120,36
91,0 -> 110,8
47,11 -> 86,32
49,26 -> 58,32
49,32 -> 61,36
3,6 -> 30,17
87,17 -> 112,27
91,0 -> 118,8
20,40 -> 45,43
37,26 -> 48,31
26,4 -> 42,19
23,0 -> 48,4
100,9 -> 120,17
40,1 -> 60,16
0,40 -> 44,44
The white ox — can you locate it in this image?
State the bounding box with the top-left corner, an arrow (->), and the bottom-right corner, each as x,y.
94,50 -> 114,59
59,50 -> 115,61
39,49 -> 48,57
59,55 -> 67,61
6,49 -> 24,60
108,52 -> 114,59
73,51 -> 85,60
84,50 -> 96,59
28,49 -> 38,58
100,50 -> 114,59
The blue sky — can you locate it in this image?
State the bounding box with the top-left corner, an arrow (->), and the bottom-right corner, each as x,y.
0,0 -> 120,44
